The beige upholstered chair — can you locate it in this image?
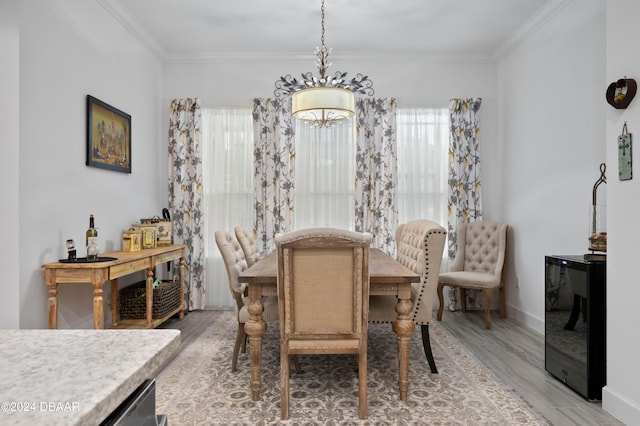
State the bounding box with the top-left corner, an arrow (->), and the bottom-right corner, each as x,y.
437,221 -> 508,329
234,226 -> 260,267
368,219 -> 447,373
215,230 -> 278,372
276,228 -> 372,420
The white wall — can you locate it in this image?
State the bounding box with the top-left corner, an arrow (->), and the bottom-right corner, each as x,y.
496,0 -> 606,332
603,1 -> 640,423
13,0 -> 164,329
0,0 -> 20,329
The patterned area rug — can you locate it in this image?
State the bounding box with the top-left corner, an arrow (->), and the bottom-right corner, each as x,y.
156,311 -> 549,425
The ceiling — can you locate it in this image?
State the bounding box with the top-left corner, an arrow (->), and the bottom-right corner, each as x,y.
100,0 -> 551,61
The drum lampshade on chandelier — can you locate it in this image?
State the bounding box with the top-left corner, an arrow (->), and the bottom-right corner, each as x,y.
274,0 -> 374,128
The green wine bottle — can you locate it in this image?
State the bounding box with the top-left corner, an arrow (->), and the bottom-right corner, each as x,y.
86,214 -> 99,261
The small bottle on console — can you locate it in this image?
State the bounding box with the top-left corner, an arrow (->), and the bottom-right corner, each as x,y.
86,214 -> 99,261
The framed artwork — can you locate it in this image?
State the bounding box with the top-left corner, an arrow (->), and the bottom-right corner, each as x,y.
86,95 -> 131,173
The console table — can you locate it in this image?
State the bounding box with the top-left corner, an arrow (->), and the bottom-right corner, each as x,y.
42,244 -> 186,329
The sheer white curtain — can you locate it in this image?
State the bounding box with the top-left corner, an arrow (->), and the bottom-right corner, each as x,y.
396,107 -> 449,227
202,108 -> 254,309
201,106 -> 448,308
294,120 -> 356,230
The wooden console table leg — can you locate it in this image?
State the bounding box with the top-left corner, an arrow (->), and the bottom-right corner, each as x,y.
244,283 -> 266,401
146,268 -> 154,328
91,270 -> 106,330
392,290 -> 415,401
110,278 -> 119,327
179,257 -> 186,320
45,270 -> 58,330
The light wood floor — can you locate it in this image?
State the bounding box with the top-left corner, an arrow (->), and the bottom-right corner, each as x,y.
161,309 -> 624,425
437,310 -> 624,426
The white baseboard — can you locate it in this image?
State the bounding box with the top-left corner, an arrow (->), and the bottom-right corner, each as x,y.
505,303 -> 544,335
602,386 -> 640,426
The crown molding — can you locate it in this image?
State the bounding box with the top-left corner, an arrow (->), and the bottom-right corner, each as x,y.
97,0 -> 166,61
162,51 -> 495,65
493,0 -> 573,61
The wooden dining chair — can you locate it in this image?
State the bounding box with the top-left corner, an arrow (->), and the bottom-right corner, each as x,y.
437,221 -> 508,329
215,230 -> 279,372
368,219 -> 447,373
275,228 -> 372,420
234,226 -> 260,267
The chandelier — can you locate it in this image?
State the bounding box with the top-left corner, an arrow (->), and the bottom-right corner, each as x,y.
274,0 -> 374,128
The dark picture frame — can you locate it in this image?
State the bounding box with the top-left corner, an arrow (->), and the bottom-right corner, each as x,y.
86,95 -> 131,173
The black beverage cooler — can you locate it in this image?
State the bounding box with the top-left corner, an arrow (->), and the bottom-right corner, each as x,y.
544,255 -> 606,401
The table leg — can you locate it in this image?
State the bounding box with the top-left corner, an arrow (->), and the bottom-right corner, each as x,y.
110,278 -> 119,327
244,283 -> 266,401
392,291 -> 415,401
92,287 -> 104,329
91,272 -> 105,330
45,270 -> 58,330
146,268 -> 154,328
179,257 -> 186,320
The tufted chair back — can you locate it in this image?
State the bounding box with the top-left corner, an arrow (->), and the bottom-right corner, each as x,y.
395,220 -> 447,325
235,227 -> 260,267
215,230 -> 248,310
215,229 -> 279,371
437,220 -> 508,329
450,221 -> 506,279
368,219 -> 446,373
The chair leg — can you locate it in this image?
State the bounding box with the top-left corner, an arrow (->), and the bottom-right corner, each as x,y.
484,289 -> 492,329
436,283 -> 445,321
281,347 -> 290,420
358,351 -> 368,419
460,288 -> 467,312
241,332 -> 247,354
499,285 -> 506,319
421,324 -> 438,374
232,323 -> 246,372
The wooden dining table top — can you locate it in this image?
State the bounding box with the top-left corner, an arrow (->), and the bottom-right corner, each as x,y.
239,248 -> 419,285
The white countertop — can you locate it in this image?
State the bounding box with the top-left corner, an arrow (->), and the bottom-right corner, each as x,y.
0,328 -> 180,426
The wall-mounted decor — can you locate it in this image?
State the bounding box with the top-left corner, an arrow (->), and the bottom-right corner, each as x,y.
606,77 -> 636,109
86,95 -> 131,173
618,121 -> 632,181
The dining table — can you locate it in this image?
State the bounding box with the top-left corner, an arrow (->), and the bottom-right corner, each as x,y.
238,247 -> 419,401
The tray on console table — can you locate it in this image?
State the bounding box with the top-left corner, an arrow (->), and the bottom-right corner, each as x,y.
41,244 -> 186,330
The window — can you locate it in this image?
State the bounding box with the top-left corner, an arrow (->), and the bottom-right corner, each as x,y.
396,107 -> 449,226
293,120 -> 356,230
202,106 -> 448,308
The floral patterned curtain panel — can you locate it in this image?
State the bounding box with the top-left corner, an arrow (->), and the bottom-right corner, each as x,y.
446,97 -> 483,310
252,97 -> 296,255
168,98 -> 205,311
354,98 -> 398,256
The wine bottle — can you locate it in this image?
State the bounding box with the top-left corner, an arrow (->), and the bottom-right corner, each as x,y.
86,214 -> 99,261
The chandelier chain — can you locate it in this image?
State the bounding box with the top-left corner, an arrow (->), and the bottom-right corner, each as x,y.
320,0 -> 325,51
273,0 -> 374,99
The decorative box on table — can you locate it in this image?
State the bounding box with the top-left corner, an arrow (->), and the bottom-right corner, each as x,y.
131,224 -> 157,249
121,228 -> 142,252
119,279 -> 181,320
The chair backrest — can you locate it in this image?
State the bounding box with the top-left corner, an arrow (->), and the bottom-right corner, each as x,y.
395,219 -> 447,325
215,230 -> 248,310
235,226 -> 260,267
450,221 -> 507,279
275,228 -> 372,341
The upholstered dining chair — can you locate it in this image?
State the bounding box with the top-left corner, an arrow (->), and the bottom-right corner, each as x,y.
437,221 -> 508,330
234,226 -> 260,267
368,219 -> 447,374
215,230 -> 279,372
275,228 -> 372,420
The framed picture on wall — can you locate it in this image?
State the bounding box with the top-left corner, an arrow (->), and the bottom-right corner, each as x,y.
86,95 -> 132,173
